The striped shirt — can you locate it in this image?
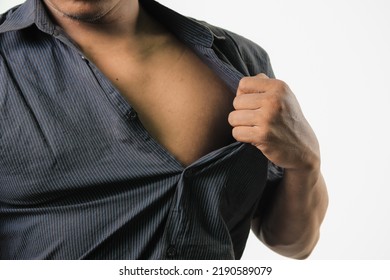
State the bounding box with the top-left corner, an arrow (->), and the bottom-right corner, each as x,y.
0,0 -> 283,259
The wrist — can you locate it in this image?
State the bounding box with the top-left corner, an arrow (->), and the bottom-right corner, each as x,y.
283,161 -> 321,195
286,139 -> 321,181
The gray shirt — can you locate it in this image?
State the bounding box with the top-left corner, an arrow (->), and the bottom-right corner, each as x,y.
0,0 -> 283,259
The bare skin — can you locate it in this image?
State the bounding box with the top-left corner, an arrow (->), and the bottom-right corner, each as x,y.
43,0 -> 234,167
43,0 -> 328,258
229,75 -> 328,258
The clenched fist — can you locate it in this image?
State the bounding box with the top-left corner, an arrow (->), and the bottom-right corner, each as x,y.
228,73 -> 320,172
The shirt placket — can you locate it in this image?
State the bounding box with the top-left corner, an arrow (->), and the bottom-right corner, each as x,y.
157,44 -> 246,259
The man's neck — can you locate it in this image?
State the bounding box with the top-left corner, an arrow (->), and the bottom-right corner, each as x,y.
43,0 -> 157,57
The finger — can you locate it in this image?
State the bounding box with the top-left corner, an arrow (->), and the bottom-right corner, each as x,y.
255,73 -> 269,79
232,126 -> 263,144
228,110 -> 261,127
233,93 -> 265,110
237,73 -> 272,96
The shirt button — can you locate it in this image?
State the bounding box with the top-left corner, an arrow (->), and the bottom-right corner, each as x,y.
129,111 -> 138,121
166,246 -> 177,258
53,29 -> 60,36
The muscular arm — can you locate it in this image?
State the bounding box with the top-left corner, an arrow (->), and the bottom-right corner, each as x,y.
252,167 -> 328,259
228,74 -> 329,259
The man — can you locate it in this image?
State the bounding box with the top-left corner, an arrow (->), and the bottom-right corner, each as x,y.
0,0 -> 328,259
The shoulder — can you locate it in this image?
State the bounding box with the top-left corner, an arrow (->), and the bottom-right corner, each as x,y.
0,7 -> 10,25
0,4 -> 21,31
196,20 -> 274,78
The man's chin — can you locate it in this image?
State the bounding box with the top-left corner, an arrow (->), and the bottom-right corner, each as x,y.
63,10 -> 107,23
44,0 -> 112,23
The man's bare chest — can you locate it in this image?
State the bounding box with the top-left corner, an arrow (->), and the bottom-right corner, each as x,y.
90,45 -> 235,166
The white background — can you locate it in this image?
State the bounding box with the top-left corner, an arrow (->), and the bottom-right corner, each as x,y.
1,0 -> 389,260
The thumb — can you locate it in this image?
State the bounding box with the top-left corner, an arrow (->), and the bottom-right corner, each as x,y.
255,73 -> 269,79
237,73 -> 270,96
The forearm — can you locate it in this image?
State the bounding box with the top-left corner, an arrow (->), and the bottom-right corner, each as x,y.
254,167 -> 328,259
231,74 -> 329,258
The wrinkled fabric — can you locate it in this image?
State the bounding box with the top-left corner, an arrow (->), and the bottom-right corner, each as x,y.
0,0 -> 283,259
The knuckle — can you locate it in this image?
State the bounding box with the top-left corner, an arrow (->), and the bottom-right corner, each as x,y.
276,82 -> 291,99
238,77 -> 251,90
267,95 -> 283,111
275,80 -> 289,92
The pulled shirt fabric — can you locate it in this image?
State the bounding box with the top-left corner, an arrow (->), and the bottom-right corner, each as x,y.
0,0 -> 283,259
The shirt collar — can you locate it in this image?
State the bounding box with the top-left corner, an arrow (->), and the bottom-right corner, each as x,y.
0,0 -> 54,34
0,0 -> 224,48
